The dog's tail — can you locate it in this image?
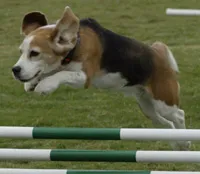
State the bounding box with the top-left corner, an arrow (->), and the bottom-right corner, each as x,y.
151,41 -> 179,73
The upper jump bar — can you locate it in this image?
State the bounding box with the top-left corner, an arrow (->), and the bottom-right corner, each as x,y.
0,126 -> 200,141
166,8 -> 200,16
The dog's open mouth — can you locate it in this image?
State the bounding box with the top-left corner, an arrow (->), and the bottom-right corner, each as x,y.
19,70 -> 41,83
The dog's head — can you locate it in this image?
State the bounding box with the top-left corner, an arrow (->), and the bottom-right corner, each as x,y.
12,6 -> 79,82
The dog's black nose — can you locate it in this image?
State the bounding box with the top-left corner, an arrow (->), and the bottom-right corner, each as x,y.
12,66 -> 21,75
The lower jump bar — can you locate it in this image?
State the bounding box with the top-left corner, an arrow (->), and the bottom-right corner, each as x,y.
0,169 -> 199,174
0,149 -> 200,163
0,169 -> 200,174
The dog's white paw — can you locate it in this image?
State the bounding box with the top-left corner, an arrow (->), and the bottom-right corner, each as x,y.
24,82 -> 35,92
24,79 -> 39,92
34,77 -> 59,95
170,141 -> 191,151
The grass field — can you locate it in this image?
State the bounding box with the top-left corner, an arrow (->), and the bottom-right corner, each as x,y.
0,0 -> 200,172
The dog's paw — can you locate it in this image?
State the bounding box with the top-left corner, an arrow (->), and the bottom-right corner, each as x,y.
34,77 -> 59,95
170,141 -> 191,151
24,79 -> 39,92
24,82 -> 37,92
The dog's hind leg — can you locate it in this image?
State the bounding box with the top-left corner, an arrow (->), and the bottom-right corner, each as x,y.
122,85 -> 175,129
149,42 -> 191,150
151,98 -> 190,150
121,85 -> 190,150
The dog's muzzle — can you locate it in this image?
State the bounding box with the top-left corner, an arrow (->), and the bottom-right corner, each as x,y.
12,66 -> 41,82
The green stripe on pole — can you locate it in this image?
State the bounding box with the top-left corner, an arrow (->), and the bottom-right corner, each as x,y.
68,170 -> 150,174
50,149 -> 136,162
32,128 -> 120,140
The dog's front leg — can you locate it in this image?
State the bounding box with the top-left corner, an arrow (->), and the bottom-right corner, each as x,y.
34,71 -> 86,94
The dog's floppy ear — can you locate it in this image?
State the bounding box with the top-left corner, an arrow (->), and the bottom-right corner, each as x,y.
21,12 -> 48,35
50,6 -> 79,55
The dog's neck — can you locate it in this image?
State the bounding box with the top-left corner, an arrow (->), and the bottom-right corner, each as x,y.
61,33 -> 80,65
39,33 -> 81,80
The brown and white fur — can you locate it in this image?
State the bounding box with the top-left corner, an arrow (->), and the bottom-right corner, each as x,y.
12,6 -> 191,150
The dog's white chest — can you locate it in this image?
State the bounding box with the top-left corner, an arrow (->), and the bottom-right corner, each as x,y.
92,72 -> 127,89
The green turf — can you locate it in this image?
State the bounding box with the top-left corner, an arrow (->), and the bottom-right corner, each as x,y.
0,0 -> 200,171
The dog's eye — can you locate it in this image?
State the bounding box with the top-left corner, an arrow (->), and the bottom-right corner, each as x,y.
30,51 -> 40,57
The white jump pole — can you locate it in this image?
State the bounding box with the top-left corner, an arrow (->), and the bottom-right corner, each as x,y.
0,169 -> 67,174
166,8 -> 200,16
0,169 -> 199,174
0,126 -> 200,141
0,149 -> 200,163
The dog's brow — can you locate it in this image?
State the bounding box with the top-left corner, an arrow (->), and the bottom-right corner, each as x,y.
40,24 -> 56,29
31,47 -> 41,52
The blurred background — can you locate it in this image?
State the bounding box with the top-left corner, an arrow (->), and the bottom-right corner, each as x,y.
0,0 -> 200,171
